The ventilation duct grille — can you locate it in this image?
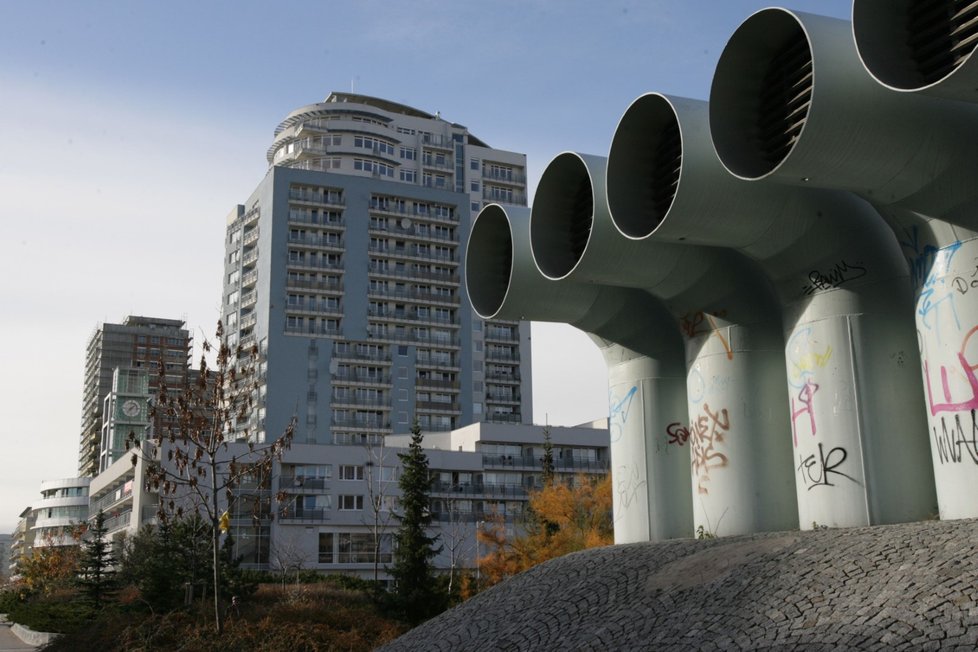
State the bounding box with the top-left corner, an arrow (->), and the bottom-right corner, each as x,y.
755,37 -> 814,170
650,121 -> 682,224
907,0 -> 978,84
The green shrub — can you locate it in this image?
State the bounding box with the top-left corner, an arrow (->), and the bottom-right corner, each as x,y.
7,593 -> 95,634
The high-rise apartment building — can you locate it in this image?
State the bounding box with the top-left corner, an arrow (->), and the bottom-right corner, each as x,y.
78,316 -> 191,476
221,93 -> 532,446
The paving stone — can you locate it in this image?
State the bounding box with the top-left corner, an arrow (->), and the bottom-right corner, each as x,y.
379,519 -> 978,652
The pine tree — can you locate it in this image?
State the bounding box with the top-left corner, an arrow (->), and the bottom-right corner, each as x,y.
541,425 -> 555,486
388,419 -> 446,624
77,510 -> 117,608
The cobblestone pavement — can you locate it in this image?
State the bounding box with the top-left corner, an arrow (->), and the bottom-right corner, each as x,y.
381,519 -> 978,651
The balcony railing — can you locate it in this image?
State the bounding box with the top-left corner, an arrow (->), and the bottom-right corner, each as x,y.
277,508 -> 330,522
278,476 -> 329,491
481,454 -> 609,472
431,481 -> 532,498
288,190 -> 345,206
286,277 -> 343,293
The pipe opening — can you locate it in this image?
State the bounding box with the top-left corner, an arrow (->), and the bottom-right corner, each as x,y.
711,10 -> 813,179
530,154 -> 594,280
607,94 -> 682,238
854,0 -> 978,89
465,205 -> 514,319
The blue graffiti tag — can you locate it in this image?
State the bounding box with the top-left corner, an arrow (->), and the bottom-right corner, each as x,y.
609,385 -> 638,443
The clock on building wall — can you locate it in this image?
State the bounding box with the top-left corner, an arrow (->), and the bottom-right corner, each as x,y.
122,399 -> 142,418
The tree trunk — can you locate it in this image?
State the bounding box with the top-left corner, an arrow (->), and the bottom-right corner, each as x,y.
211,460 -> 224,635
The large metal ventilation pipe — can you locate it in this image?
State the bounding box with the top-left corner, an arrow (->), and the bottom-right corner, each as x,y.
608,91 -> 936,529
531,153 -> 798,537
709,8 -> 978,519
466,203 -> 692,543
853,0 -> 978,103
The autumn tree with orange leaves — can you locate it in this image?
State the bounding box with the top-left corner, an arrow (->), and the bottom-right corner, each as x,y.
474,473 -> 613,591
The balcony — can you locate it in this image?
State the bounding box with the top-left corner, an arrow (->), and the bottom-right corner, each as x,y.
415,377 -> 460,391
485,412 -> 523,424
416,399 -> 459,413
367,243 -> 457,264
287,259 -> 345,273
286,301 -> 342,317
278,476 -> 329,491
241,270 -> 258,288
332,370 -> 391,385
332,414 -> 391,430
332,347 -> 390,364
243,227 -> 259,246
485,350 -> 521,362
288,233 -> 345,251
288,212 -> 345,229
367,264 -> 459,285
367,220 -> 456,244
331,394 -> 389,408
366,284 -> 457,307
277,508 -> 330,523
288,189 -> 345,207
485,327 -> 519,342
486,392 -> 521,404
431,481 -> 530,498
481,453 -> 609,472
482,168 -> 527,186
287,277 -> 343,294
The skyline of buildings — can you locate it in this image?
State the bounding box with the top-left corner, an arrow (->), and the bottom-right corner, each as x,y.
7,93 -> 610,581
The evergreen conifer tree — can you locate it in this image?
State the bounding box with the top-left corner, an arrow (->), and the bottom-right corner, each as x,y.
388,419 -> 446,624
77,509 -> 117,608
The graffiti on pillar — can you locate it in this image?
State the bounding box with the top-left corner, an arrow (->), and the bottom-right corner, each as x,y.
932,410 -> 978,465
951,258 -> 978,295
608,385 -> 638,443
666,422 -> 690,446
680,310 -> 733,361
916,240 -> 962,335
924,324 -> 978,416
796,442 -> 858,490
801,260 -> 867,295
898,224 -> 944,289
786,326 -> 833,389
690,403 -> 730,494
614,464 -> 648,522
790,379 -> 819,447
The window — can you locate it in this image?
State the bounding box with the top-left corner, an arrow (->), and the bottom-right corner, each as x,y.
338,495 -> 364,511
339,465 -> 364,480
470,158 -> 480,170
318,532 -> 333,563
471,181 -> 480,192
400,169 -> 417,183
399,147 -> 416,160
471,201 -> 480,212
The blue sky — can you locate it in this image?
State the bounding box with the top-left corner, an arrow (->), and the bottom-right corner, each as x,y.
0,0 -> 851,532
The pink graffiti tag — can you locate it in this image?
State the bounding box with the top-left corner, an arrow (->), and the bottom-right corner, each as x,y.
924,324 -> 978,416
790,380 -> 819,447
690,403 -> 730,495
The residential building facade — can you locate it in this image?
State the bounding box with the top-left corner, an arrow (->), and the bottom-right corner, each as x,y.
78,316 -> 191,477
30,477 -> 91,548
221,92 -> 532,448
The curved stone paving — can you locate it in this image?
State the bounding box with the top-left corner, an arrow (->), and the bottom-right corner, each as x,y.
381,519 -> 978,651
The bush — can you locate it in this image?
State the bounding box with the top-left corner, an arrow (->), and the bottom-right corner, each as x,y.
6,591 -> 95,634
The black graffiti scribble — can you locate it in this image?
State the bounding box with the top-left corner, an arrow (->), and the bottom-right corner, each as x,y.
797,443 -> 858,490
802,260 -> 867,295
666,422 -> 690,446
933,410 -> 978,465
